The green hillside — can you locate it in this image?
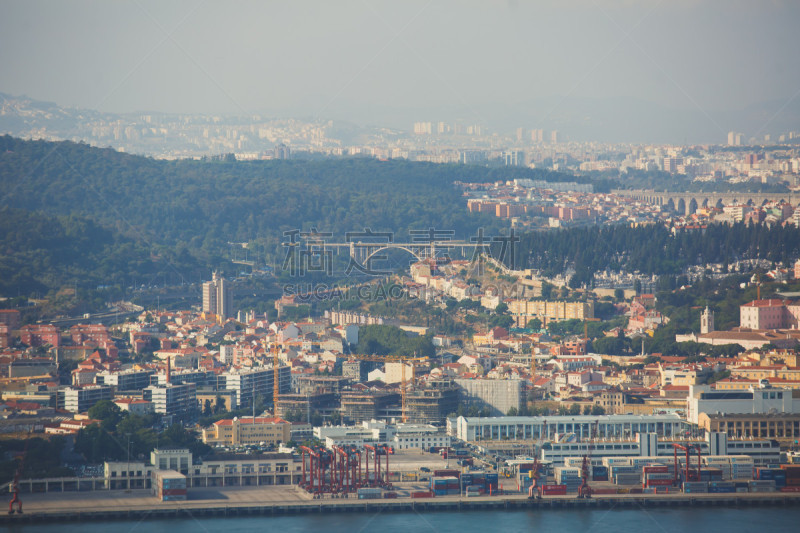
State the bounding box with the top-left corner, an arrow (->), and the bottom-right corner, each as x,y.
1,136 -> 572,306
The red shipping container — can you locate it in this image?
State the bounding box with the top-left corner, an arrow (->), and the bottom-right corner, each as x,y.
540,484 -> 568,496
780,487 -> 800,493
161,488 -> 187,496
643,466 -> 669,474
645,479 -> 673,487
411,491 -> 433,498
434,470 -> 460,479
384,492 -> 398,499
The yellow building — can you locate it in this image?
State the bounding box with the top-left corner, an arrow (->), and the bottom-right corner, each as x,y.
730,366 -> 800,381
698,412 -> 800,449
202,416 -> 291,446
508,299 -> 594,328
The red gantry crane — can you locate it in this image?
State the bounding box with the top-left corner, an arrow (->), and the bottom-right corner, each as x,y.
578,421 -> 598,499
7,440 -> 28,515
299,445 -> 335,498
672,442 -> 703,486
364,444 -> 392,489
332,445 -> 363,496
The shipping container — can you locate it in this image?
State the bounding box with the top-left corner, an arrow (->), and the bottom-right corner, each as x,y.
644,479 -> 673,487
682,481 -> 708,494
539,484 -> 568,496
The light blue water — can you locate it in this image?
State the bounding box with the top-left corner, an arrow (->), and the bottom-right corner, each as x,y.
4,508 -> 800,533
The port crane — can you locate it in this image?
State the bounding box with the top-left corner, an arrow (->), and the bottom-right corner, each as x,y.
299,445 -> 334,498
527,456 -> 543,499
332,445 -> 363,496
577,421 -> 599,499
7,439 -> 28,514
672,442 -> 703,485
364,443 -> 392,489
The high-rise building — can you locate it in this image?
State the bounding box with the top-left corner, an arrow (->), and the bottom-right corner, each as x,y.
202,271 -> 233,319
219,366 -> 291,409
143,382 -> 197,419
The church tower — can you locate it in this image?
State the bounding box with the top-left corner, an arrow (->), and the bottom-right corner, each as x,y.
701,306 -> 714,334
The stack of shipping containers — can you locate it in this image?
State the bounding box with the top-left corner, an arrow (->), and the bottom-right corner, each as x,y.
153,470 -> 187,501
430,476 -> 460,496
357,487 -> 383,499
554,466 -> 582,493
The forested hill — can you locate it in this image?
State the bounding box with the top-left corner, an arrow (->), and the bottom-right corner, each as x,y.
0,135 -> 577,252
0,135 -> 576,303
0,208 -> 202,301
509,223 -> 800,288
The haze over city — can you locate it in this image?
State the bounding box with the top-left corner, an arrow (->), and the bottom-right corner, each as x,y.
2,0 -> 800,142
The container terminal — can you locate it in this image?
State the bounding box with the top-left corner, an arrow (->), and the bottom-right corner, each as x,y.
4,438 -> 800,525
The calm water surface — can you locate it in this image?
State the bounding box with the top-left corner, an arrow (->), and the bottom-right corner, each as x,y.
4,508 -> 800,533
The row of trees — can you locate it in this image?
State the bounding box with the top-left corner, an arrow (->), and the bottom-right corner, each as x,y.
73,401 -> 211,463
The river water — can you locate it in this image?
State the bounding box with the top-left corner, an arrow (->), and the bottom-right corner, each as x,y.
5,507 -> 800,533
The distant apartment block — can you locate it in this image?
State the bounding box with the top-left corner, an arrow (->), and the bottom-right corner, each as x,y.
740,299 -> 800,330
143,382 -> 197,418
202,271 -> 233,320
454,378 -> 525,416
0,309 -> 22,329
19,324 -> 60,348
58,385 -> 113,413
508,299 -> 594,328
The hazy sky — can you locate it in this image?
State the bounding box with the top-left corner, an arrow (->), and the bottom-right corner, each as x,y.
2,0 -> 799,139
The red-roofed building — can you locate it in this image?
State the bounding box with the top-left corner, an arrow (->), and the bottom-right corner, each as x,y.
19,324 -> 60,348
70,324 -> 111,345
0,309 -> 21,329
114,397 -> 154,415
740,299 -> 800,330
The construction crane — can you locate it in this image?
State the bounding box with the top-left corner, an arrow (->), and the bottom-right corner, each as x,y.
343,354 -> 428,422
577,421 -> 598,499
271,345 -> 281,408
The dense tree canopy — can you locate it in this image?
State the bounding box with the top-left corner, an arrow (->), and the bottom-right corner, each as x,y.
505,222 -> 800,287
356,325 -> 435,357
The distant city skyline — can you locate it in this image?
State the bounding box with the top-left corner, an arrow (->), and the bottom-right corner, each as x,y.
2,1 -> 800,143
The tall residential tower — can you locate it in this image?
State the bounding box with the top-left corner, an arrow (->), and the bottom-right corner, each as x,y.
202,271 -> 232,320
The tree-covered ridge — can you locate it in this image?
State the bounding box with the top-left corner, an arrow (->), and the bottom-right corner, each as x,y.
0,135 -> 580,302
0,135 -> 573,259
509,222 -> 800,287
0,207 -> 202,300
